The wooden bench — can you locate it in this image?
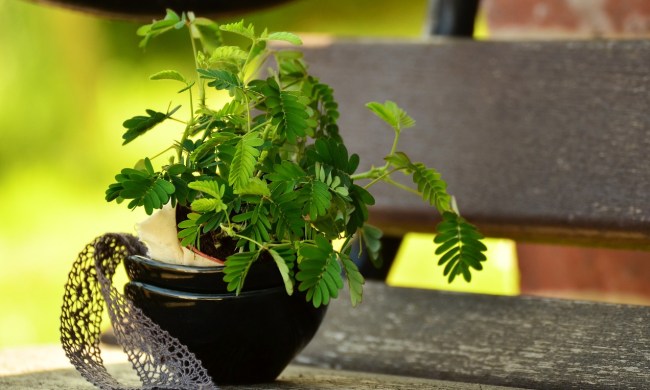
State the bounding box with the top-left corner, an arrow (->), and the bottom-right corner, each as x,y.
289,38 -> 650,389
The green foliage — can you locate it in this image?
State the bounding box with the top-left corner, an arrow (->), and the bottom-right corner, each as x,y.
366,100 -> 415,134
219,20 -> 256,40
105,158 -> 175,215
266,31 -> 303,45
121,105 -> 180,145
136,9 -> 186,48
263,79 -> 311,144
339,253 -> 364,307
229,132 -> 263,192
297,236 -> 344,308
410,163 -> 452,213
297,180 -> 331,220
357,224 -> 383,268
223,250 -> 260,294
435,212 -> 487,283
150,70 -> 186,83
198,69 -> 242,95
268,247 -> 294,295
106,15 -> 487,308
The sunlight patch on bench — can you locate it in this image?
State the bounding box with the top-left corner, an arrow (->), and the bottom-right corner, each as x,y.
386,233 -> 520,296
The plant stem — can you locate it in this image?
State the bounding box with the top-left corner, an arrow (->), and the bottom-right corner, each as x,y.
188,23 -> 205,106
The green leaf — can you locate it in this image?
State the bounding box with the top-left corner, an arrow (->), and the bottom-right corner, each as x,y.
107,167 -> 174,215
235,177 -> 270,196
297,236 -> 343,308
208,46 -> 248,73
346,184 -> 375,234
269,185 -> 304,239
339,253 -> 364,307
410,162 -> 452,214
268,249 -> 294,295
229,132 -> 263,192
219,20 -> 255,40
121,105 -> 180,145
435,212 -> 487,283
385,152 -> 412,170
191,197 -> 227,213
190,132 -> 238,163
358,224 -> 383,268
137,9 -> 184,48
149,70 -> 186,83
297,180 -> 332,220
263,80 -> 310,144
177,212 -> 201,248
266,31 -> 303,45
223,250 -> 260,295
266,161 -> 306,184
198,69 -> 242,94
188,180 -> 224,199
366,100 -> 415,133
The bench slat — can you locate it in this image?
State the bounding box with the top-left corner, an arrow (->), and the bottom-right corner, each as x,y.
301,40 -> 650,248
297,281 -> 650,389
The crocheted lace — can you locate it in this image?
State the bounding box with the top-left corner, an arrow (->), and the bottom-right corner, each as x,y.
60,233 -> 218,389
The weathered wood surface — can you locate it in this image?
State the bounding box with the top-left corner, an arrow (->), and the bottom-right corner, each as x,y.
297,281 -> 650,390
0,345 -> 525,390
301,40 -> 650,248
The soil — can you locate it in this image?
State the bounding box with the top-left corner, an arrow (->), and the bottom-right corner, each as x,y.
175,205 -> 238,261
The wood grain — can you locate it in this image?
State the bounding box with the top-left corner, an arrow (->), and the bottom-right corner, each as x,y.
297,281 -> 650,390
301,40 -> 650,248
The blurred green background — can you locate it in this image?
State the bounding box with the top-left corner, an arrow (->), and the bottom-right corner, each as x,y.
1,0 -> 515,348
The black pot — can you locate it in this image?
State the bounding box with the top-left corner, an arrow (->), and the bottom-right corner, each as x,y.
123,255 -> 327,384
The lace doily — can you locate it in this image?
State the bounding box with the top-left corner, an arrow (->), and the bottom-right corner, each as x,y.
60,233 -> 218,389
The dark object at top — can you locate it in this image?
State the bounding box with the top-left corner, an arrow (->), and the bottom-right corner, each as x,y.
27,0 -> 292,19
430,0 -> 480,37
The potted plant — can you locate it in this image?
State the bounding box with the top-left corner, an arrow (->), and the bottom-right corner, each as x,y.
70,10 -> 487,386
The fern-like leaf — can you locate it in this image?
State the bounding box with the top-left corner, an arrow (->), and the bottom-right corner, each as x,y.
311,80 -> 341,141
410,162 -> 452,213
106,167 -> 175,215
121,105 -> 181,145
233,201 -> 272,251
198,69 -> 242,95
177,212 -> 202,248
208,46 -> 248,73
346,184 -> 375,235
264,79 -> 310,144
366,100 -> 415,134
269,185 -> 304,239
298,180 -> 332,220
339,253 -> 364,307
297,236 -> 344,308
229,132 -> 263,192
219,20 -> 256,40
308,138 -> 358,176
357,224 -> 383,268
235,177 -> 270,196
223,250 -> 260,295
188,180 -> 225,199
268,248 -> 294,295
266,161 -> 306,185
434,212 -> 487,283
266,31 -> 303,45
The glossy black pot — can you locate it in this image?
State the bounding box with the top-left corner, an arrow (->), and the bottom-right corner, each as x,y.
123,255 -> 327,384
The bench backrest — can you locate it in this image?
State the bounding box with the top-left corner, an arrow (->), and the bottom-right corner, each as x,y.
301,39 -> 650,249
